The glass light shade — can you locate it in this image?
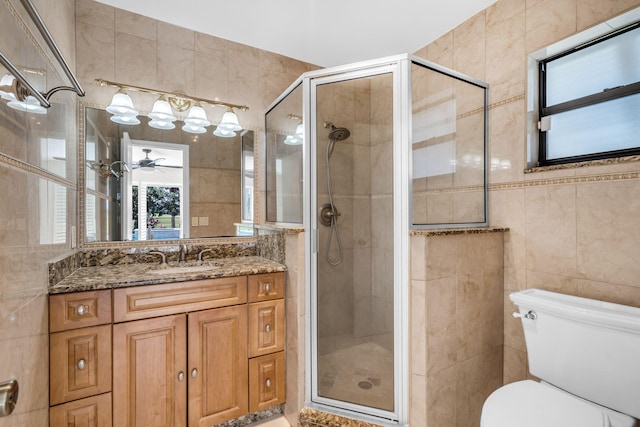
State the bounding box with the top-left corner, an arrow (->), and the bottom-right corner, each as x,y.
110,114 -> 140,125
148,98 -> 176,122
213,127 -> 236,138
106,91 -> 137,116
184,105 -> 210,127
182,124 -> 206,134
295,123 -> 304,139
148,119 -> 176,130
0,74 -> 15,100
7,95 -> 47,114
284,134 -> 303,145
217,110 -> 242,132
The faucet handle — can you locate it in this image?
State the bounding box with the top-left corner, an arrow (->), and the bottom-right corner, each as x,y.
198,248 -> 213,262
149,251 -> 167,265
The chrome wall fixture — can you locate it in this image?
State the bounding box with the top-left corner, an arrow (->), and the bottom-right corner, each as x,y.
96,78 -> 250,137
0,0 -> 84,112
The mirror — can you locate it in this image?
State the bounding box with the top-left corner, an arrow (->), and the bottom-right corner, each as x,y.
81,106 -> 254,244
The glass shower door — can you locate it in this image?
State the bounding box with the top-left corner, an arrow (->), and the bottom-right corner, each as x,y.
311,67 -> 396,415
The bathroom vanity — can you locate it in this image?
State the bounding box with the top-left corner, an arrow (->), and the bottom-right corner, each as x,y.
47,256 -> 286,427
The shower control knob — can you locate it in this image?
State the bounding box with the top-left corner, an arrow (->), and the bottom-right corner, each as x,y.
265,324 -> 271,333
512,310 -> 537,320
76,305 -> 86,316
265,378 -> 272,388
77,359 -> 86,370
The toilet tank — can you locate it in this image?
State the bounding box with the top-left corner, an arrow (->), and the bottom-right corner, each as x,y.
510,289 -> 640,419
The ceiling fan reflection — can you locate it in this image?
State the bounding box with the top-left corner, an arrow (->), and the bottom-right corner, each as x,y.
132,148 -> 183,172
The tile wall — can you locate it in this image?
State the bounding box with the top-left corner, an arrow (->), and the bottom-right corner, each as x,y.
0,1 -> 77,426
410,230 -> 504,427
412,0 -> 640,418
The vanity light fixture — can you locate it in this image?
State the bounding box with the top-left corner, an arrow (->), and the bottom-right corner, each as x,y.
0,74 -> 47,114
96,78 -> 249,137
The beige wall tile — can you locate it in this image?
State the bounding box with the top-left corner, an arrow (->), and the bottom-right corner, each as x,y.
503,345 -> 528,384
411,280 -> 427,376
426,31 -> 453,66
524,184 -> 577,276
577,0 -> 640,31
456,273 -> 483,361
157,43 -> 195,95
410,374 -> 427,426
483,268 -> 505,352
76,22 -> 115,85
427,365 -> 457,427
577,180 -> 640,286
75,0 -> 114,29
486,12 -> 526,104
115,32 -> 158,88
489,100 -> 526,184
454,12 -> 486,48
426,277 -> 457,374
525,0 -> 578,53
158,22 -> 194,50
456,355 -> 484,427
504,291 -> 526,351
115,9 -> 157,40
576,279 -> 640,308
487,0 -> 526,28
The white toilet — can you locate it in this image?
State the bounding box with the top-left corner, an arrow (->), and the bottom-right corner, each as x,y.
481,289 -> 640,427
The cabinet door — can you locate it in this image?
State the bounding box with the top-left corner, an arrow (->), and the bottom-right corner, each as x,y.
249,351 -> 286,412
50,325 -> 111,405
249,299 -> 285,357
50,393 -> 111,427
113,315 -> 187,427
188,305 -> 248,427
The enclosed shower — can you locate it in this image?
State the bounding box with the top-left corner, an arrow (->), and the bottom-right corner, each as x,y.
265,54 -> 488,425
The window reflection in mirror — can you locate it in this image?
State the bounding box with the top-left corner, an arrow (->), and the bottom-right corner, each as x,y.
82,106 -> 254,243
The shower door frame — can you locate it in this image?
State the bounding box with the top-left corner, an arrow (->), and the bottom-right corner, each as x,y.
304,55 -> 411,426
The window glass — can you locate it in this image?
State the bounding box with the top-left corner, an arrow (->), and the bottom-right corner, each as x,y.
546,26 -> 640,106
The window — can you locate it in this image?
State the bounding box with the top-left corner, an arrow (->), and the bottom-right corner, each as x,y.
538,22 -> 640,166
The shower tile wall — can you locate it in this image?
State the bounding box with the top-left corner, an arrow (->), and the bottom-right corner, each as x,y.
315,74 -> 393,344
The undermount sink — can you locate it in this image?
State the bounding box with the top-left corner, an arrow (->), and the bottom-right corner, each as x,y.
148,264 -> 220,275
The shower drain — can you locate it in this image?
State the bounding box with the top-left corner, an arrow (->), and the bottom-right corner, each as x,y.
357,381 -> 373,390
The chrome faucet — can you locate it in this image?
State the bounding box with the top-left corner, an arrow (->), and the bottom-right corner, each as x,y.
198,248 -> 213,262
179,244 -> 188,263
149,251 -> 167,265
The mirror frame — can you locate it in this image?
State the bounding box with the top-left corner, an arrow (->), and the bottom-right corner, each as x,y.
77,101 -> 258,248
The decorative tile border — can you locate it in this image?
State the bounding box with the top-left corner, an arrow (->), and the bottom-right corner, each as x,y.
0,152 -> 76,189
490,171 -> 640,191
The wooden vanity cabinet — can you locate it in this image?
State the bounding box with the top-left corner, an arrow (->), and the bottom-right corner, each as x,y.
50,272 -> 285,427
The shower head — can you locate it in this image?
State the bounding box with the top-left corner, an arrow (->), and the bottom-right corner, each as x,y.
323,122 -> 351,142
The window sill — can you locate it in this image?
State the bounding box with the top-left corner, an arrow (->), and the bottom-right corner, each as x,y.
524,155 -> 640,174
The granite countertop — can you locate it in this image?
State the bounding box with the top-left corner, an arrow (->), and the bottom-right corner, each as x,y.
50,256 -> 286,294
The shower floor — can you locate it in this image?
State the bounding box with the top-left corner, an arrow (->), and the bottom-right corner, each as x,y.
317,334 -> 394,412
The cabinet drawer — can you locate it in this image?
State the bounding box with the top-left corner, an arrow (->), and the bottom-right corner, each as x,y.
49,290 -> 112,333
113,276 -> 247,322
248,273 -> 284,302
248,299 -> 285,357
50,392 -> 112,427
50,325 -> 112,405
249,351 -> 285,412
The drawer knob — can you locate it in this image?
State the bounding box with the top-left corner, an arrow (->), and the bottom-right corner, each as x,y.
77,359 -> 86,370
76,305 -> 86,316
265,378 -> 272,388
264,283 -> 271,292
178,372 -> 184,382
265,324 -> 271,333
191,368 -> 198,379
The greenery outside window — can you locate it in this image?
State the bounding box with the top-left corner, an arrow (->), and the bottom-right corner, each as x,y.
538,22 -> 640,166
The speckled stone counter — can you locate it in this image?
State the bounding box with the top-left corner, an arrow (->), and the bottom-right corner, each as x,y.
298,408 -> 384,427
50,256 -> 286,294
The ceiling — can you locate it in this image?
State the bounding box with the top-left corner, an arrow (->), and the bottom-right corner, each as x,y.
96,0 -> 497,67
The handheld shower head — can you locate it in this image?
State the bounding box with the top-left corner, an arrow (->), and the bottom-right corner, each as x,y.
323,122 -> 351,142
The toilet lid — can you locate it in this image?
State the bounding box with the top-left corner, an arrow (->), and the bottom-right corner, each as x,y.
481,381 -> 612,427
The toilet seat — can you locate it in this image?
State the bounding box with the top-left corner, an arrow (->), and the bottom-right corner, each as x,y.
481,380 -> 636,427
